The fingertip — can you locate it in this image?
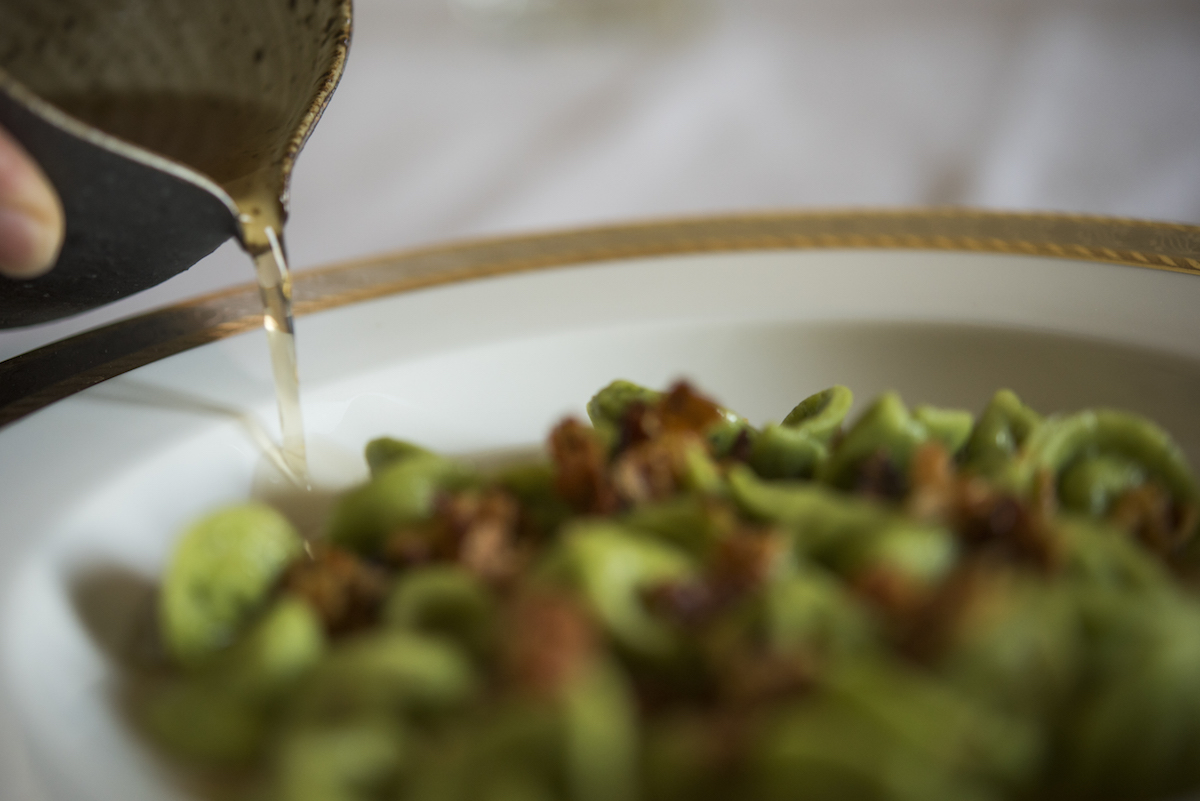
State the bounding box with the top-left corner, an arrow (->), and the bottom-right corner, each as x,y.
0,205 -> 62,279
0,126 -> 64,280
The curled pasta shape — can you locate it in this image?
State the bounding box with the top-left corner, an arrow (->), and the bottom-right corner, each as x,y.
1019,409 -> 1199,516
729,466 -> 955,585
781,385 -> 854,443
160,503 -> 302,666
749,386 -> 851,480
819,393 -> 973,489
550,522 -> 696,660
383,566 -> 494,657
365,436 -> 433,477
326,452 -> 476,555
750,423 -> 828,480
914,405 -> 974,455
961,390 -> 1043,478
587,379 -> 663,427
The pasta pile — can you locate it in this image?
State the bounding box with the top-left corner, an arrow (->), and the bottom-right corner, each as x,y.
143,381 -> 1200,801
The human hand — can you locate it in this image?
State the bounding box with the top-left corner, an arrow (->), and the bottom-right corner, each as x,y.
0,124 -> 64,279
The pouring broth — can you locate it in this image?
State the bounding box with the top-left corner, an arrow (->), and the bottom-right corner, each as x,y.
47,92 -> 309,482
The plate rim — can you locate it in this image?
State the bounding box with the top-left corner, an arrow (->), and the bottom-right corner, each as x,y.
2,207 -> 1198,427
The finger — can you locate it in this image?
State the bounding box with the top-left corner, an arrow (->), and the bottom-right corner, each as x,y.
0,125 -> 64,279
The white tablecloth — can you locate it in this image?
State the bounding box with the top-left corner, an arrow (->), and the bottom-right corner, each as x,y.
2,0 -> 1198,361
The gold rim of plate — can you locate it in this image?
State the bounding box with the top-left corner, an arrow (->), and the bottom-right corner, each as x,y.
2,207 -> 1199,428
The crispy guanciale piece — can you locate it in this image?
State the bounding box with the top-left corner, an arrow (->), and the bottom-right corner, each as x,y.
1110,483 -> 1197,556
613,382 -> 728,461
618,400 -> 662,450
550,418 -> 620,514
907,441 -> 957,520
383,488 -> 523,581
852,449 -> 907,501
908,442 -> 1058,570
710,528 -> 789,596
504,592 -> 597,695
645,527 -> 787,628
283,545 -> 390,636
615,381 -> 726,451
444,488 -> 523,583
403,489 -> 525,582
612,430 -> 721,505
659,381 -> 727,434
613,434 -> 690,504
382,518 -> 446,567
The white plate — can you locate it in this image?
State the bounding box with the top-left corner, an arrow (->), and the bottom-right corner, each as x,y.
3,216 -> 1200,800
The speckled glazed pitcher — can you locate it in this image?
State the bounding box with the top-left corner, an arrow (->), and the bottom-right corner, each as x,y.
0,0 -> 352,328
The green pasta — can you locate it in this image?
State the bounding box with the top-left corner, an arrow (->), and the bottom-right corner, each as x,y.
138,380 -> 1200,801
159,503 -> 303,665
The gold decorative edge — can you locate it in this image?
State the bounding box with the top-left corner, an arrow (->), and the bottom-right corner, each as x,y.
2,208 -> 1198,428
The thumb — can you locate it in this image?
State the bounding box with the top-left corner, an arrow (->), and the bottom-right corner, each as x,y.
0,124 -> 64,279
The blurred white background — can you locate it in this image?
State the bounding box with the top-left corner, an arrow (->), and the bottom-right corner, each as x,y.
2,0 -> 1198,360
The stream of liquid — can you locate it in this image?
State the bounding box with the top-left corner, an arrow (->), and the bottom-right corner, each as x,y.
47,93 -> 310,484
247,222 -> 307,484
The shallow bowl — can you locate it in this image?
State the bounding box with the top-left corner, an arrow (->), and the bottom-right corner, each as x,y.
1,210 -> 1199,800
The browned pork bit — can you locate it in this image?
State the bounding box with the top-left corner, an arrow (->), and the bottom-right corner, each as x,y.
618,400 -> 662,451
453,489 -> 524,584
503,592 -> 597,695
710,528 -> 789,595
658,381 -> 726,434
889,559 -> 993,663
283,544 -> 390,636
853,450 -> 907,502
616,381 -> 726,454
384,489 -> 523,584
549,418 -> 620,514
906,442 -> 957,521
645,527 -> 788,628
907,442 -> 1058,570
959,492 -> 1058,569
853,564 -> 932,619
1111,483 -> 1197,557
384,518 -> 448,567
612,432 -> 695,504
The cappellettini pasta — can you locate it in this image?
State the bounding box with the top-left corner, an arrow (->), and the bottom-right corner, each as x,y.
142,380 -> 1200,801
